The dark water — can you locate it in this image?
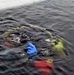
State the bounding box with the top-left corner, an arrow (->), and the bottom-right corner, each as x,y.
0,0 -> 74,75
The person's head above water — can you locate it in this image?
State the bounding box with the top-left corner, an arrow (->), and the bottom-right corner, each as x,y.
4,33 -> 21,47
4,32 -> 30,47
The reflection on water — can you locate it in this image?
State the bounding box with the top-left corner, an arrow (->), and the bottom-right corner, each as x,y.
0,0 -> 74,75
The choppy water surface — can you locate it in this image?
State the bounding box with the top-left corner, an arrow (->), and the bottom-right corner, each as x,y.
0,0 -> 74,75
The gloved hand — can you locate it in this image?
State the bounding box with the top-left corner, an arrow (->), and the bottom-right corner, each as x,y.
27,42 -> 38,57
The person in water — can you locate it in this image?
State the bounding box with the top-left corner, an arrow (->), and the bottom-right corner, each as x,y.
4,33 -> 21,47
3,33 -> 38,56
3,31 -> 54,75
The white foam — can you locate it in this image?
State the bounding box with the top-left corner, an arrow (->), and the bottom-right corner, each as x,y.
0,0 -> 45,10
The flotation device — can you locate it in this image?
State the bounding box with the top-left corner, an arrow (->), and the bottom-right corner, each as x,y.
34,60 -> 54,75
52,39 -> 66,57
